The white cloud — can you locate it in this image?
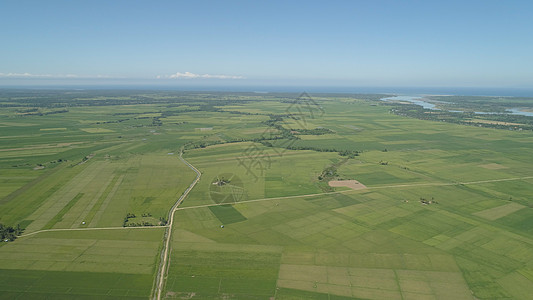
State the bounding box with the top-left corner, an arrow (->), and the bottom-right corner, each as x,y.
1,71 -> 244,80
0,72 -> 113,79
160,71 -> 244,80
0,72 -> 56,78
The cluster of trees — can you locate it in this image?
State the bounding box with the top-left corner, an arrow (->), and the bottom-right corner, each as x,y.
338,150 -> 360,158
316,158 -> 351,192
124,221 -> 156,227
152,117 -> 163,126
420,197 -> 438,205
0,223 -> 22,242
292,128 -> 334,135
123,213 -> 167,227
12,158 -> 65,169
123,213 -> 137,227
318,165 -> 338,181
184,139 -> 243,150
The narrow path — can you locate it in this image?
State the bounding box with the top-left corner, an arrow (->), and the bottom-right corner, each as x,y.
176,176 -> 533,211
18,225 -> 167,238
152,151 -> 202,300
177,190 -> 349,211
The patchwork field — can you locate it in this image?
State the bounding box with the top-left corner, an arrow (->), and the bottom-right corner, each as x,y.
0,228 -> 163,299
1,90 -> 533,299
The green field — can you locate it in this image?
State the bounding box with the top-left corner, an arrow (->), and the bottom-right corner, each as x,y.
1,90 -> 533,299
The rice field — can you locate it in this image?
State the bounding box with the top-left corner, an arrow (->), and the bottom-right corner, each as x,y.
1,90 -> 533,299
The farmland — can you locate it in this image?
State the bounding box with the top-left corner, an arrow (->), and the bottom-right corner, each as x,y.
1,89 -> 533,299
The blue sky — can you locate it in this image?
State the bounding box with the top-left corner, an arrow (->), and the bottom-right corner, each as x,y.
1,0 -> 533,88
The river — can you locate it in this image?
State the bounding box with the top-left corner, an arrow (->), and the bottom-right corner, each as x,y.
380,96 -> 533,117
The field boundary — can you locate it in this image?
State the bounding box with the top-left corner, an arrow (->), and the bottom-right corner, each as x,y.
176,176 -> 533,211
18,225 -> 167,238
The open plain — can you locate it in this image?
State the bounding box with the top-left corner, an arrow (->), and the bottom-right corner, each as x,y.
1,90 -> 533,299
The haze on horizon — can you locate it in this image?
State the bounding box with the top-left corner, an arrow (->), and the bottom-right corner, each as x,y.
1,0 -> 533,89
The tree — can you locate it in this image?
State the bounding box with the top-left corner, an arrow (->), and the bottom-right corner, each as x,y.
0,223 -> 21,242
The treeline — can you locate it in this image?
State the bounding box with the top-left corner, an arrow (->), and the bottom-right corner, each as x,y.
17,109 -> 69,116
0,90 -> 255,108
184,139 -> 245,150
0,223 -> 23,242
260,140 -> 360,158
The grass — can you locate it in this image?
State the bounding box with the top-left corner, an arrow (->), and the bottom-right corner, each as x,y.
166,244 -> 281,299
0,228 -> 164,298
0,269 -> 152,299
208,205 -> 247,225
42,192 -> 85,229
0,228 -> 164,274
473,202 -> 525,220
81,174 -> 121,227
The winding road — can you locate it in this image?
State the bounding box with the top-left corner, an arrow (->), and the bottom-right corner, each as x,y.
152,152 -> 202,300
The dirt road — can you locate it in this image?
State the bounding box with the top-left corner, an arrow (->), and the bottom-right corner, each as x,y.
152,152 -> 202,300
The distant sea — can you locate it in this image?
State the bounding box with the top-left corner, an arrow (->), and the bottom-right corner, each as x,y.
2,85 -> 533,97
